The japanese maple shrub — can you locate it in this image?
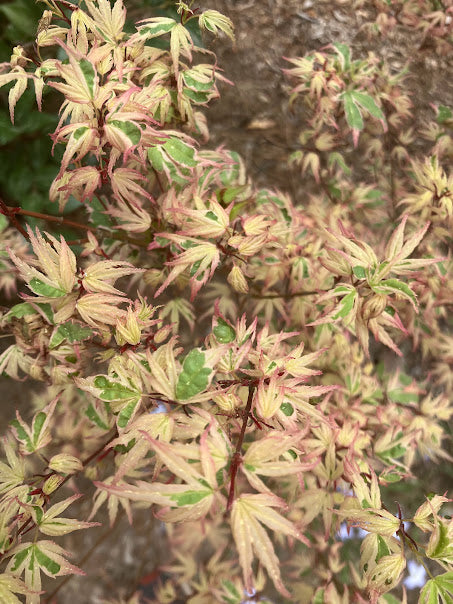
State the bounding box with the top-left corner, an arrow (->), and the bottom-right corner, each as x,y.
0,1 -> 452,603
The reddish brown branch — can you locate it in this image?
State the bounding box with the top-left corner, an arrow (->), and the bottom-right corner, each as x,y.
1,204 -> 150,248
0,198 -> 29,239
226,383 -> 256,513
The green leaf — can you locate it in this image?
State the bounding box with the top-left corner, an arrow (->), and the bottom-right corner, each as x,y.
428,520 -> 452,560
163,137 -> 197,168
333,42 -> 350,70
50,322 -> 92,349
169,489 -> 211,506
117,399 -> 140,429
350,90 -> 385,121
437,105 -> 453,124
85,403 -> 109,430
34,546 -> 60,575
5,302 -> 53,322
183,71 -> 214,92
376,535 -> 391,562
140,18 -> 176,38
382,595 -> 401,604
280,402 -> 294,416
419,572 -> 453,604
213,318 -> 236,343
175,349 -> 211,400
109,120 -> 141,145
29,278 -> 65,298
373,278 -> 417,308
388,389 -> 418,404
147,146 -> 164,171
10,546 -> 31,572
79,59 -> 96,99
93,376 -> 140,402
9,419 -> 32,452
352,265 -> 367,279
342,91 -> 363,132
74,126 -> 88,140
32,412 -> 46,448
333,290 -> 356,319
222,579 -> 241,603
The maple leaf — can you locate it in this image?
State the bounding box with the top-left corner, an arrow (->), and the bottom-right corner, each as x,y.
0,573 -> 34,603
95,435 -> 217,523
81,260 -> 144,295
231,493 -> 308,597
153,235 -> 220,299
6,540 -> 84,604
28,495 -> 100,537
8,228 -> 76,299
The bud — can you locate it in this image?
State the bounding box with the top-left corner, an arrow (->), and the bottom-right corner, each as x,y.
43,474 -> 65,495
154,323 -> 172,344
213,392 -> 242,413
361,294 -> 388,321
227,264 -> 248,293
48,453 -> 83,475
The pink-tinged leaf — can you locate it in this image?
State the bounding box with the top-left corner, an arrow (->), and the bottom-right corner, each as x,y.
139,433 -> 204,486
10,397 -> 59,455
231,493 -> 307,597
8,73 -> 28,123
32,494 -> 101,537
76,293 -> 127,327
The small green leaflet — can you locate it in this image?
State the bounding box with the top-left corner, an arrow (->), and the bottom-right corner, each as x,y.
93,376 -> 140,402
437,105 -> 453,124
333,42 -> 351,70
373,278 -> 417,308
74,126 -> 88,140
85,403 -> 109,430
376,535 -> 391,562
140,18 -> 176,38
163,137 -> 197,168
5,302 -> 53,322
93,376 -> 141,428
341,90 -> 386,145
333,290 -> 356,320
109,120 -> 141,145
175,349 -> 212,400
50,322 -> 92,349
79,58 -> 96,99
222,579 -> 242,604
169,489 -> 211,506
10,403 -> 51,455
387,389 -> 419,404
213,318 -> 236,343
183,71 -> 214,92
419,572 -> 453,604
428,520 -> 452,560
117,399 -> 140,429
352,265 -> 367,279
280,402 -> 294,416
29,277 -> 65,298
148,146 -> 164,171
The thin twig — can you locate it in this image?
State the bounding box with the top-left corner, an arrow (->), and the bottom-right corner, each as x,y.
226,383 -> 256,513
1,205 -> 150,248
251,290 -> 319,299
0,198 -> 29,239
